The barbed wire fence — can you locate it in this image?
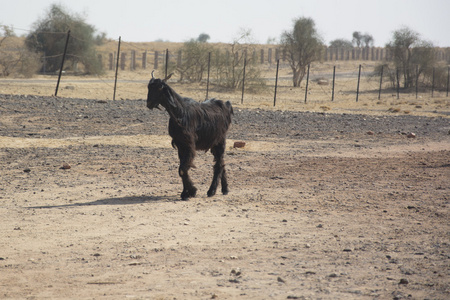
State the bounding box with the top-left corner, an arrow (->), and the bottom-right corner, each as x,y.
1,29 -> 449,106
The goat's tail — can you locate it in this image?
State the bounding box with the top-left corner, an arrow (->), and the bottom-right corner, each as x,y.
225,101 -> 234,115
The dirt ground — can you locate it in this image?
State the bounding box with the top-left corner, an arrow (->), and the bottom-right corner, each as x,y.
0,90 -> 449,299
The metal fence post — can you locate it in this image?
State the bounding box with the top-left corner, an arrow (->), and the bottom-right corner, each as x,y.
55,30 -> 71,97
274,59 -> 280,106
356,64 -> 361,102
304,64 -> 310,103
113,36 -> 121,100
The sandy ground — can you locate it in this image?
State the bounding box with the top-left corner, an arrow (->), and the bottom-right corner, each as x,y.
0,87 -> 449,299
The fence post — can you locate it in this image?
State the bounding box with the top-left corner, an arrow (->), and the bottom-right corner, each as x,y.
431,67 -> 435,98
109,53 -> 113,70
415,65 -> 419,99
447,66 -> 449,97
260,49 -> 264,64
241,54 -> 247,104
206,52 -> 211,100
268,48 -> 272,64
131,50 -> 136,70
55,30 -> 71,97
378,65 -> 384,100
113,36 -> 121,100
165,49 -> 169,78
142,51 -> 147,69
396,68 -> 400,99
332,65 -> 336,101
356,64 -> 361,102
304,64 -> 310,103
154,51 -> 159,69
120,52 -> 126,70
274,59 -> 280,106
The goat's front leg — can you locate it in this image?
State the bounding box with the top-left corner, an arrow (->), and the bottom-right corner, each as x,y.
208,143 -> 227,197
178,148 -> 197,200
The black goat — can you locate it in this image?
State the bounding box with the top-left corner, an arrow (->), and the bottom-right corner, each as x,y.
147,72 -> 233,200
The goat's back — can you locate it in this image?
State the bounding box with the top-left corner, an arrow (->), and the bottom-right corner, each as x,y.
169,98 -> 233,151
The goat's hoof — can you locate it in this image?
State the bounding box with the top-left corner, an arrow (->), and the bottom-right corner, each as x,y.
207,189 -> 216,197
181,187 -> 197,200
222,190 -> 229,195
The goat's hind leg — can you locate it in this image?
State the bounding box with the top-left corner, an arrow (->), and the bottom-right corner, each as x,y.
221,166 -> 229,195
208,143 -> 227,197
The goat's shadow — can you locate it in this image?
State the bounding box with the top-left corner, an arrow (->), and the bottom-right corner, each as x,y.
26,194 -> 181,209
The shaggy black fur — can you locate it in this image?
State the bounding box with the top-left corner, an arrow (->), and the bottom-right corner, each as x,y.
147,74 -> 233,200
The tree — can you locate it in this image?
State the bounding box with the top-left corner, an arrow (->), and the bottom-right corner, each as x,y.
25,4 -> 102,74
197,33 -> 210,43
329,39 -> 353,49
352,31 -> 374,47
362,34 -> 374,47
281,17 -> 323,87
212,29 -> 265,91
352,31 -> 363,47
177,39 -> 213,82
0,26 -> 40,77
386,26 -> 436,88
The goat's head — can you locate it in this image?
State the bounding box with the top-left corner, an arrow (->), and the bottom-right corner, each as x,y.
147,71 -> 175,110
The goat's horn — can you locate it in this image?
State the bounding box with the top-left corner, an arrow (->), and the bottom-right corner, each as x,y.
163,73 -> 173,82
151,70 -> 155,79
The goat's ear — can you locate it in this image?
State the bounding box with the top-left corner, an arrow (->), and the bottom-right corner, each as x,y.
163,73 -> 173,82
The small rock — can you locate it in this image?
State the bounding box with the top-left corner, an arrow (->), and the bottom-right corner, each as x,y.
233,141 -> 246,148
305,243 -> 311,248
317,79 -> 328,85
231,268 -> 241,276
61,163 -> 71,170
343,248 -> 352,252
407,132 -> 416,138
399,278 -> 409,285
277,276 -> 286,283
23,168 -> 31,173
367,131 -> 375,135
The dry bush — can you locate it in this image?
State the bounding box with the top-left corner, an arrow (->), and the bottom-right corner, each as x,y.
0,36 -> 41,78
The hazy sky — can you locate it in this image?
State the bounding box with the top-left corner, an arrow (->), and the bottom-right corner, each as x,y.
2,0 -> 449,47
